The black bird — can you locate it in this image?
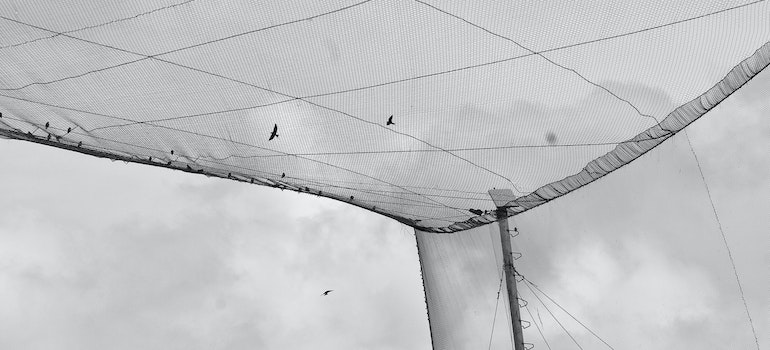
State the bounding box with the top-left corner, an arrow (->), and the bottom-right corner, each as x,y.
469,208 -> 484,216
350,196 -> 354,200
67,127 -> 72,134
46,134 -> 51,141
386,115 -> 395,126
250,178 -> 254,184
170,150 -> 174,155
269,124 -> 279,141
148,156 -> 152,162
281,172 -> 285,178
45,122 -> 50,129
167,160 -> 172,165
322,290 -> 333,296
77,141 -> 82,147
228,172 -> 232,178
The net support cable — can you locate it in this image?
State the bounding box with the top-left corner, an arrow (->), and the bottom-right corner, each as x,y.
0,23 -> 767,233
420,40 -> 770,233
684,131 -> 760,349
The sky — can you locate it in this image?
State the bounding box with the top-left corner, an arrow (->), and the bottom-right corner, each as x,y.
1,72 -> 767,349
0,1 -> 768,349
0,139 -> 432,350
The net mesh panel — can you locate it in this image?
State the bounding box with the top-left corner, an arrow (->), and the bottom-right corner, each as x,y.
0,1 -> 767,230
417,68 -> 769,348
0,1 -> 768,348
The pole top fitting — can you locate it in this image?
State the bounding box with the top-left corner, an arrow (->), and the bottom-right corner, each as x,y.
488,188 -> 516,208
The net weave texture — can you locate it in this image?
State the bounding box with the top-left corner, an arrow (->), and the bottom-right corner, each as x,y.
1,1 -> 767,231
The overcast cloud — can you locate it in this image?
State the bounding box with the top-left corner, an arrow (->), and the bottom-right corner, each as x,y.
0,1 -> 767,349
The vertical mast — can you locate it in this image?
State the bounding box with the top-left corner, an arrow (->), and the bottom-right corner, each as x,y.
489,189 -> 525,350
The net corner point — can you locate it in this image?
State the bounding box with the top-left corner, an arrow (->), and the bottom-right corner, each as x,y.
488,188 -> 517,209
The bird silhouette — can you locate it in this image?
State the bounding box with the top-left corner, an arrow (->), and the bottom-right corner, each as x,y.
386,115 -> 395,126
322,290 -> 333,296
281,172 -> 285,178
170,150 -> 174,155
77,141 -> 82,147
67,127 -> 72,133
148,156 -> 152,162
45,122 -> 49,129
46,134 -> 51,141
469,208 -> 484,216
269,124 -> 279,140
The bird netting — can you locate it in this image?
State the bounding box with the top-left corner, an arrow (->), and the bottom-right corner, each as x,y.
0,1 -> 767,348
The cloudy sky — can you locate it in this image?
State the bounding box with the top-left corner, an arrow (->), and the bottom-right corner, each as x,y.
0,138 -> 433,350
0,1 -> 768,349
1,69 -> 767,349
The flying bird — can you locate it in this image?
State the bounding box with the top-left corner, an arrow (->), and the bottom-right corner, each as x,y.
269,124 -> 279,141
322,290 -> 333,296
469,208 -> 484,216
386,115 -> 395,126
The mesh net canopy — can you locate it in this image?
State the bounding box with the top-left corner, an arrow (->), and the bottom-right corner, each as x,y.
0,1 -> 768,349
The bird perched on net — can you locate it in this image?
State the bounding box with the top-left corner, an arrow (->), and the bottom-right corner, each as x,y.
469,208 -> 484,216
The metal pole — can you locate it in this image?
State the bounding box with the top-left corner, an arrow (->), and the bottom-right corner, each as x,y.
497,207 -> 526,350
